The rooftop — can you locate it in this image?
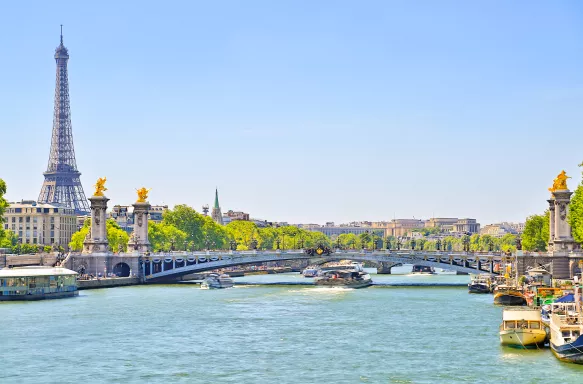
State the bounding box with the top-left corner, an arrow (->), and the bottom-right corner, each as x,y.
0,266 -> 77,278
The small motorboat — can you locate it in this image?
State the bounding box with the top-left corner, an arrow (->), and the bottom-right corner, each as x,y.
411,265 -> 435,275
500,308 -> 547,348
549,298 -> 583,363
201,273 -> 234,289
302,268 -> 319,278
468,275 -> 491,294
314,264 -> 372,288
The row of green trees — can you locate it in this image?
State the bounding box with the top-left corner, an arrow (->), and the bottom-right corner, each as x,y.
68,205 -> 332,252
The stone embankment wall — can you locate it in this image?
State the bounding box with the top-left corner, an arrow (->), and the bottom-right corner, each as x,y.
78,277 -> 140,290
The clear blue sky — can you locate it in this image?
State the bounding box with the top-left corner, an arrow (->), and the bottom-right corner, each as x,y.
1,0 -> 583,225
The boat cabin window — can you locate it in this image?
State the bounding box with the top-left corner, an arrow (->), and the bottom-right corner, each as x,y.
562,331 -> 571,338
504,321 -> 516,329
529,322 -> 540,329
573,331 -> 581,338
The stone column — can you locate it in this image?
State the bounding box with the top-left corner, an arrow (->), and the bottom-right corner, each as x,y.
128,202 -> 151,252
548,198 -> 555,248
83,196 -> 110,254
551,190 -> 575,252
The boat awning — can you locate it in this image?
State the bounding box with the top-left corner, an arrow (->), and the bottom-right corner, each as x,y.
555,293 -> 575,303
0,266 -> 77,278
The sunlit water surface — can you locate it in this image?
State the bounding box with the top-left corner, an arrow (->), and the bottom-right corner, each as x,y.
1,268 -> 582,383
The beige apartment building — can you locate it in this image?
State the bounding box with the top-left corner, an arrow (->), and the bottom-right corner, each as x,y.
372,219 -> 425,237
2,200 -> 77,246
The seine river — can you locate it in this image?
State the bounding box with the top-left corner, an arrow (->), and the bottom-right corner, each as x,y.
2,268 -> 583,383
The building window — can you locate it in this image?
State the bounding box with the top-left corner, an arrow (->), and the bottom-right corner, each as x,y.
15,208 -> 21,213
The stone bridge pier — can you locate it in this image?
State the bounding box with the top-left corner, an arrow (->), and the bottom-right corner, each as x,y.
376,261 -> 402,274
65,253 -> 141,278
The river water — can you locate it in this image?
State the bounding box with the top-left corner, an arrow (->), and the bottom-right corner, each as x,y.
1,268 -> 583,383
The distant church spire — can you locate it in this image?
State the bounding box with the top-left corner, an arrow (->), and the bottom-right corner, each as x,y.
211,188 -> 223,225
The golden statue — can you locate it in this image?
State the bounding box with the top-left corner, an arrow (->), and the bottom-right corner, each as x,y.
136,187 -> 151,203
549,170 -> 570,193
94,177 -> 107,196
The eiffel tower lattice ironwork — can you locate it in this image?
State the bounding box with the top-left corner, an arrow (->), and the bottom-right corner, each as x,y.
38,27 -> 90,215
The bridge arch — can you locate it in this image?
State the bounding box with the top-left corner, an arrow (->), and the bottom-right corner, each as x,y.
113,262 -> 131,277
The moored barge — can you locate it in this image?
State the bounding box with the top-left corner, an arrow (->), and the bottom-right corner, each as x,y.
0,266 -> 78,301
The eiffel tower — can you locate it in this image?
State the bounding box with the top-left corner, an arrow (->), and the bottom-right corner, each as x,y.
38,27 -> 90,215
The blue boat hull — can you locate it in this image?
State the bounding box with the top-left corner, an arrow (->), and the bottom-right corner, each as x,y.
551,335 -> 583,364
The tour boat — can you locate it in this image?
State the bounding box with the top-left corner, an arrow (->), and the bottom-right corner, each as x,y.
410,265 -> 435,275
314,263 -> 371,288
468,275 -> 492,294
499,308 -> 548,348
200,273 -> 234,289
549,301 -> 583,363
549,283 -> 583,364
0,266 -> 78,301
493,285 -> 527,306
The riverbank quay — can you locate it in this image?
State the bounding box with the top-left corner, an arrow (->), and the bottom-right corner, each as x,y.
78,277 -> 140,290
180,280 -> 467,287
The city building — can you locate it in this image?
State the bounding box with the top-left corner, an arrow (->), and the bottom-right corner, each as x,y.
109,205 -> 168,233
2,200 -> 77,246
211,189 -> 224,225
304,224 -> 384,237
480,222 -> 522,238
371,219 -> 425,237
509,222 -> 525,234
425,218 -> 459,231
37,29 -> 90,215
453,218 -> 480,234
223,210 -> 250,224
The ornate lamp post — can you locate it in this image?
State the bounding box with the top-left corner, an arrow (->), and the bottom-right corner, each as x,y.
436,239 -> 441,251
336,237 -> 341,250
204,235 -> 210,251
385,237 -> 391,251
275,238 -> 281,250
230,240 -> 237,251
411,238 -> 416,251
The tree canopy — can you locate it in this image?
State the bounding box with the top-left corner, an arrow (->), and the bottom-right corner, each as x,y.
569,164 -> 583,244
522,212 -> 549,251
162,205 -> 206,246
69,218 -> 130,252
0,179 -> 8,241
